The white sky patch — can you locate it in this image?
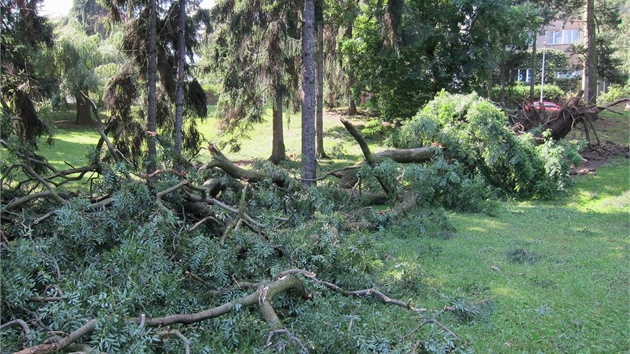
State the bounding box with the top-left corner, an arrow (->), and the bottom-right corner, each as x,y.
41,0 -> 214,18
41,0 -> 73,18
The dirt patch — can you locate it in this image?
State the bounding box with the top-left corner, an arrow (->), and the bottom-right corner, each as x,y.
572,142 -> 629,175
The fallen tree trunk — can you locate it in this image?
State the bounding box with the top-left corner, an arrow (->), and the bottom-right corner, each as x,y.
338,118 -> 437,189
204,143 -> 290,187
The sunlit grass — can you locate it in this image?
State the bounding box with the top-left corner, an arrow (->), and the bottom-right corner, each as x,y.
374,160 -> 629,352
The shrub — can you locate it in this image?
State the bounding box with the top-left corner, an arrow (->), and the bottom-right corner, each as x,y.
491,83 -> 564,106
598,84 -> 630,104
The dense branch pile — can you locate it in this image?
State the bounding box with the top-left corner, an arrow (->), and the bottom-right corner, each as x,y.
1,92 -> 597,352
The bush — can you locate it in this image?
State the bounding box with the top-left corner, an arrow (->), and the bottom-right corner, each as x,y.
598,84 -> 630,104
491,83 -> 565,106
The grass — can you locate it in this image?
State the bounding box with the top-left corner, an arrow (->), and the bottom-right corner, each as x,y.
8,103 -> 629,352
375,160 -> 629,352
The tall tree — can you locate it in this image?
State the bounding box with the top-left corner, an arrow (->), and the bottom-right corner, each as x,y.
315,0 -> 326,158
54,21 -> 116,125
147,0 -> 158,173
584,0 -> 597,102
302,0 -> 317,184
70,0 -> 108,36
0,0 -> 54,146
211,0 -> 301,163
174,0 -> 186,167
101,0 -> 208,170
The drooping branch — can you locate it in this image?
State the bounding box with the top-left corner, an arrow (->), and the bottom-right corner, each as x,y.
278,269 -> 426,314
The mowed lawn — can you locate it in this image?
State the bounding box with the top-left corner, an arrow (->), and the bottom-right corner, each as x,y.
376,157 -> 628,352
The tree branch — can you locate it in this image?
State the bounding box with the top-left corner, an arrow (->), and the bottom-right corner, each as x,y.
0,319 -> 31,335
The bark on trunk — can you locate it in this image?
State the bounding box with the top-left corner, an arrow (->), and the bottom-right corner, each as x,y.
74,93 -> 93,125
529,37 -> 537,101
316,21 -> 326,158
301,0 -> 317,186
174,0 -> 186,169
147,0 -> 158,174
584,0 -> 597,104
269,92 -> 286,165
345,25 -> 357,116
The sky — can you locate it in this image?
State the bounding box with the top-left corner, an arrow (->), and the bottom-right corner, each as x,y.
41,0 -> 214,18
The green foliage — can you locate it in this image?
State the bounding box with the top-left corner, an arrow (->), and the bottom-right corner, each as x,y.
491,83 -> 565,105
360,119 -> 385,137
598,84 -> 630,103
390,91 -> 579,199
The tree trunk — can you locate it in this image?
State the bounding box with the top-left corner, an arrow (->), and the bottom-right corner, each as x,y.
147,0 -> 158,174
529,36 -> 537,101
174,0 -> 186,170
584,0 -> 597,104
269,92 -> 286,165
301,0 -> 316,186
499,63 -> 506,104
74,92 -> 93,125
345,25 -> 357,116
316,20 -> 326,159
486,71 -> 493,100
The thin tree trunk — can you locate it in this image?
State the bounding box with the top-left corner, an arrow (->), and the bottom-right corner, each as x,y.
499,63 -> 506,104
584,0 -> 597,104
316,21 -> 326,159
486,71 -> 493,100
269,92 -> 285,165
529,36 -> 537,101
301,0 -> 316,186
147,0 -> 158,174
174,0 -> 186,170
345,25 -> 357,116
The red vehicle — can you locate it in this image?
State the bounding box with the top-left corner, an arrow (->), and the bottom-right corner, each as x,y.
525,101 -> 562,112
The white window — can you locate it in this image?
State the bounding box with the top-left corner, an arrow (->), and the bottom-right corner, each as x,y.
546,30 -> 562,44
545,29 -> 580,44
517,69 -> 532,83
567,29 -> 580,43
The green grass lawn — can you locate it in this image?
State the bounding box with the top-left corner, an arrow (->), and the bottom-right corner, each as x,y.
375,158 -> 628,352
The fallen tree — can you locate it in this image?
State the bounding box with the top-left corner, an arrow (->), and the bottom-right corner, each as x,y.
2,92 -> 590,352
517,93 -> 630,143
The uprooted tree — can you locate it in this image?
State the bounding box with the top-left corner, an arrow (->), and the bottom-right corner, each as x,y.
2,92 -> 592,352
512,91 -> 630,143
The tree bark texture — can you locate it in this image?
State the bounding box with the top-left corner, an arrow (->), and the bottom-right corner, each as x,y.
316,21 -> 326,158
74,92 -> 93,125
270,92 -> 286,165
147,0 -> 158,174
529,36 -> 537,101
301,0 -> 317,185
174,0 -> 186,166
344,25 -> 357,116
584,0 -> 597,104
